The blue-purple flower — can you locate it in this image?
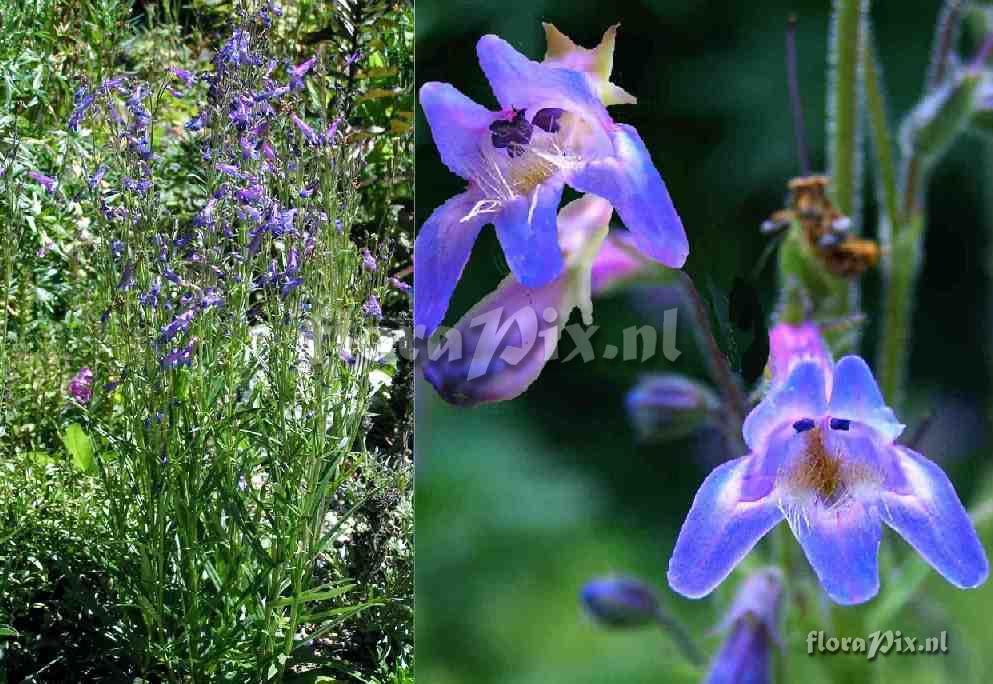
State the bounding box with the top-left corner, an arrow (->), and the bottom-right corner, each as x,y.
363,294 -> 383,320
419,195 -> 613,406
580,576 -> 661,628
415,25 -> 688,334
68,367 -> 94,404
668,325 -> 989,605
28,170 -> 57,194
703,568 -> 782,684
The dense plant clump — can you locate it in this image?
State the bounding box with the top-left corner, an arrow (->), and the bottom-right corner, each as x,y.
1,0 -> 412,680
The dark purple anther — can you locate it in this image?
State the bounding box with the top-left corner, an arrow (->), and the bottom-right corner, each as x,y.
531,108 -> 564,133
489,109 -> 532,157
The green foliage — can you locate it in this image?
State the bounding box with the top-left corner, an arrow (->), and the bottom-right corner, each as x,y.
1,0 -> 412,680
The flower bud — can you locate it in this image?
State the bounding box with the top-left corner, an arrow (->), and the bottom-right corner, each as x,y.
580,576 -> 661,628
625,374 -> 719,442
901,69 -> 981,167
419,274 -> 569,407
704,568 -> 782,684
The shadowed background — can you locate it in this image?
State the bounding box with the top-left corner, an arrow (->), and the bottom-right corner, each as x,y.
416,1 -> 993,681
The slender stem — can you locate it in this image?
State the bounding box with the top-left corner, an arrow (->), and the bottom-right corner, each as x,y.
877,211 -> 924,405
827,0 -> 866,221
679,272 -> 747,452
655,608 -> 706,667
927,0 -> 964,89
786,15 -> 810,175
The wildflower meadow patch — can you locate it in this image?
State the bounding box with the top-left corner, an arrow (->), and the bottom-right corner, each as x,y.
2,0 -> 411,681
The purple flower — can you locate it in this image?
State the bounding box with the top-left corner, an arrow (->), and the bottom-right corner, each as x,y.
68,367 -> 94,404
420,195 -> 616,406
239,135 -> 259,160
362,294 -> 383,320
415,28 -> 688,334
159,308 -> 198,344
170,67 -> 196,87
290,113 -> 320,146
185,113 -> 206,132
28,170 -> 57,194
161,337 -> 199,369
237,184 -> 265,205
123,176 -> 152,194
230,96 -> 253,130
140,277 -> 161,308
299,181 -> 317,198
68,87 -> 96,131
322,118 -> 341,145
580,576 -> 661,628
201,289 -> 224,309
216,163 -> 242,178
389,276 -> 411,292
361,248 -> 378,272
289,56 -> 316,90
667,329 -> 989,605
704,569 -> 782,684
117,262 -> 136,291
88,164 -> 108,189
281,276 -> 304,297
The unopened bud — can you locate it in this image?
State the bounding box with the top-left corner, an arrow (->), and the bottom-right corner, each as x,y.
581,576 -> 661,628
625,374 -> 719,442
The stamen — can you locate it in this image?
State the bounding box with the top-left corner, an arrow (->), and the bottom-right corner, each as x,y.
793,418 -> 815,432
490,109 -> 533,155
829,417 -> 851,431
532,108 -> 564,133
461,199 -> 501,223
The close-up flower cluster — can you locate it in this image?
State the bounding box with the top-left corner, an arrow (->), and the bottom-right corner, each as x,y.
416,1 -> 993,683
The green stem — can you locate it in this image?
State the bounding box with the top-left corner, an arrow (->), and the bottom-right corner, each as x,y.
654,607 -> 706,668
926,0 -> 964,90
877,212 -> 924,406
828,0 -> 867,222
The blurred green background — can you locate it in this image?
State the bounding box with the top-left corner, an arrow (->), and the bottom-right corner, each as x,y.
416,1 -> 993,682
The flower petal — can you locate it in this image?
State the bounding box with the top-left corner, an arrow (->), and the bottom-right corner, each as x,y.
419,81 -> 495,181
476,35 -> 612,131
668,457 -> 784,599
786,501 -> 882,605
555,194 -> 614,260
493,179 -> 566,289
589,231 -> 650,295
742,361 -> 829,452
569,125 -> 688,268
827,356 -> 905,442
414,188 -> 490,333
880,447 -> 989,589
768,322 -> 833,392
420,273 -> 567,406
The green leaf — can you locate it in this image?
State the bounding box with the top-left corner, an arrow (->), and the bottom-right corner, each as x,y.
63,423 -> 95,474
0,625 -> 18,638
